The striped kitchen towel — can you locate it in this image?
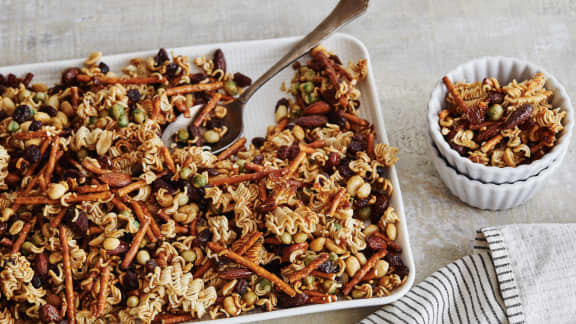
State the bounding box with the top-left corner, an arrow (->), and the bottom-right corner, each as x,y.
362,224 -> 576,324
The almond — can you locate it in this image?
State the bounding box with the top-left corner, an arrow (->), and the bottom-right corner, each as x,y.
303,101 -> 331,115
35,253 -> 48,276
294,115 -> 328,129
218,267 -> 253,280
99,172 -> 132,187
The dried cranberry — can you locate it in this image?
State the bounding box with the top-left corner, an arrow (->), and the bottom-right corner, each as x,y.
327,110 -> 347,128
154,48 -> 170,65
317,260 -> 337,273
233,72 -> 252,87
97,155 -> 112,169
29,120 -> 43,131
487,91 -> 504,105
67,208 -> 89,236
252,137 -> 265,148
40,304 -> 62,323
98,62 -> 110,74
123,271 -> 139,291
145,259 -> 158,273
126,89 -> 141,103
449,142 -> 467,157
277,292 -> 309,308
23,145 -> 41,164
347,135 -> 367,157
206,168 -> 219,177
277,145 -> 290,160
152,175 -> 177,195
206,118 -> 225,130
519,117 -> 535,131
336,158 -> 354,179
165,62 -> 179,78
353,198 -> 370,210
371,193 -> 390,224
196,229 -> 212,244
189,73 -> 207,84
395,264 -> 410,277
213,49 -> 226,74
252,154 -> 264,165
187,186 -> 205,202
61,67 -> 79,85
385,254 -> 404,267
13,105 -> 31,123
287,144 -> 300,160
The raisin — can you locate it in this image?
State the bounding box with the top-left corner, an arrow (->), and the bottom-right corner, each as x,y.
13,105 -> 31,123
61,67 -> 79,85
97,155 -> 112,169
40,105 -> 58,117
252,137 -> 265,148
145,259 -> 158,273
126,89 -> 141,103
213,49 -> 226,74
376,166 -> 386,178
317,260 -> 337,273
287,144 -> 300,160
277,292 -> 309,308
395,264 -> 410,277
189,73 -> 207,84
336,158 -> 354,179
187,186 -> 205,202
385,254 -> 405,267
252,154 -> 264,165
40,304 -> 62,323
154,48 -> 170,65
23,145 -> 41,163
98,62 -> 110,74
233,72 -> 252,87
503,104 -> 533,130
196,229 -> 212,244
353,198 -> 370,210
277,145 -> 290,160
371,193 -> 390,224
235,279 -> 249,295
519,117 -> 535,131
29,120 -> 43,131
152,175 -> 177,195
449,141 -> 467,156
32,273 -> 42,288
487,91 -> 504,104
165,62 -> 179,78
206,168 -> 219,177
67,208 -> 88,236
325,152 -> 340,171
206,118 -> 225,130
123,271 -> 139,291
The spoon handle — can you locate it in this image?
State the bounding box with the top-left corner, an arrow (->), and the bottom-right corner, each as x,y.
238,0 -> 369,104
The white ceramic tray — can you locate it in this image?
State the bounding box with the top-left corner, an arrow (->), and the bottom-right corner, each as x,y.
0,33 -> 415,323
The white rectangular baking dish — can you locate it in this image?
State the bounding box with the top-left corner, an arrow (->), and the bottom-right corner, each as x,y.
0,33 -> 415,323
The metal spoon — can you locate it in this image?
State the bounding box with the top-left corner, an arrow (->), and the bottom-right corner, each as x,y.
162,0 -> 369,152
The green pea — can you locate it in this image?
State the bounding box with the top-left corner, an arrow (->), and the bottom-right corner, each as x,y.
257,279 -> 272,294
181,250 -> 196,263
358,206 -> 371,220
177,128 -> 190,143
303,255 -> 316,266
193,174 -> 208,188
332,223 -> 342,232
8,121 -> 19,132
307,93 -> 319,104
303,276 -> 315,286
290,83 -> 300,96
301,82 -> 314,94
302,70 -> 316,82
76,149 -> 88,160
280,232 -> 292,245
323,279 -> 337,294
119,210 -> 131,218
242,291 -> 257,306
329,252 -> 338,262
224,79 -> 238,96
291,105 -> 302,118
203,130 -> 221,144
488,104 -> 504,121
132,109 -> 146,124
34,92 -> 46,103
109,103 -> 125,120
237,159 -> 246,172
180,167 -> 192,180
117,114 -> 129,127
29,108 -> 36,116
89,116 -> 97,124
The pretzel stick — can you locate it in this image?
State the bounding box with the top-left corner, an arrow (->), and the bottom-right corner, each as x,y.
481,134 -> 504,153
245,162 -> 266,172
442,76 -> 467,113
174,98 -> 190,118
306,139 -> 326,149
154,314 -> 194,324
151,96 -> 162,121
60,226 -> 76,324
89,226 -> 104,235
232,232 -> 263,256
44,138 -> 60,182
130,201 -> 157,242
71,87 -> 79,110
264,237 -> 282,245
258,178 -> 267,202
362,269 -> 377,282
343,249 -> 387,296
327,188 -> 346,217
15,196 -> 58,205
111,197 -> 130,211
158,147 -> 177,174
367,133 -> 375,158
299,140 -> 325,154
192,92 -> 222,127
82,160 -> 110,175
311,270 -> 336,280
174,225 -> 188,234
208,168 -> 284,186
64,192 -> 113,204
13,130 -> 50,140
117,180 -> 147,197
193,259 -> 213,278
308,295 -> 337,304
136,201 -> 162,238
341,112 -> 368,126
0,238 -> 13,247
10,219 -> 35,254
165,82 -> 223,96
156,210 -> 172,223
217,137 -> 246,161
276,118 -> 289,132
76,184 -> 110,194
50,207 -> 68,228
76,74 -> 165,84
95,263 -> 111,317
207,242 -> 297,297
121,216 -> 151,269
285,151 -> 307,178
288,253 -> 329,283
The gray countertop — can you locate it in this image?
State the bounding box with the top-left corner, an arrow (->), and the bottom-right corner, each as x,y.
1,0 -> 575,323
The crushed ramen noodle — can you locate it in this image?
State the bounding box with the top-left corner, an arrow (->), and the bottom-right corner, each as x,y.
440,73 -> 566,167
0,46 -> 407,323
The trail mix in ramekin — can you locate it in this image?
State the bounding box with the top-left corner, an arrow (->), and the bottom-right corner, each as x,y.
440,73 -> 567,167
0,45 -> 407,323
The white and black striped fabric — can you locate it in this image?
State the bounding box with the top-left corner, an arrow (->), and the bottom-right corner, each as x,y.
362,224 -> 576,324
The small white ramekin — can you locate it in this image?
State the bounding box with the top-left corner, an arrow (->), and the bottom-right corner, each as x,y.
427,56 -> 574,184
429,139 -> 565,210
